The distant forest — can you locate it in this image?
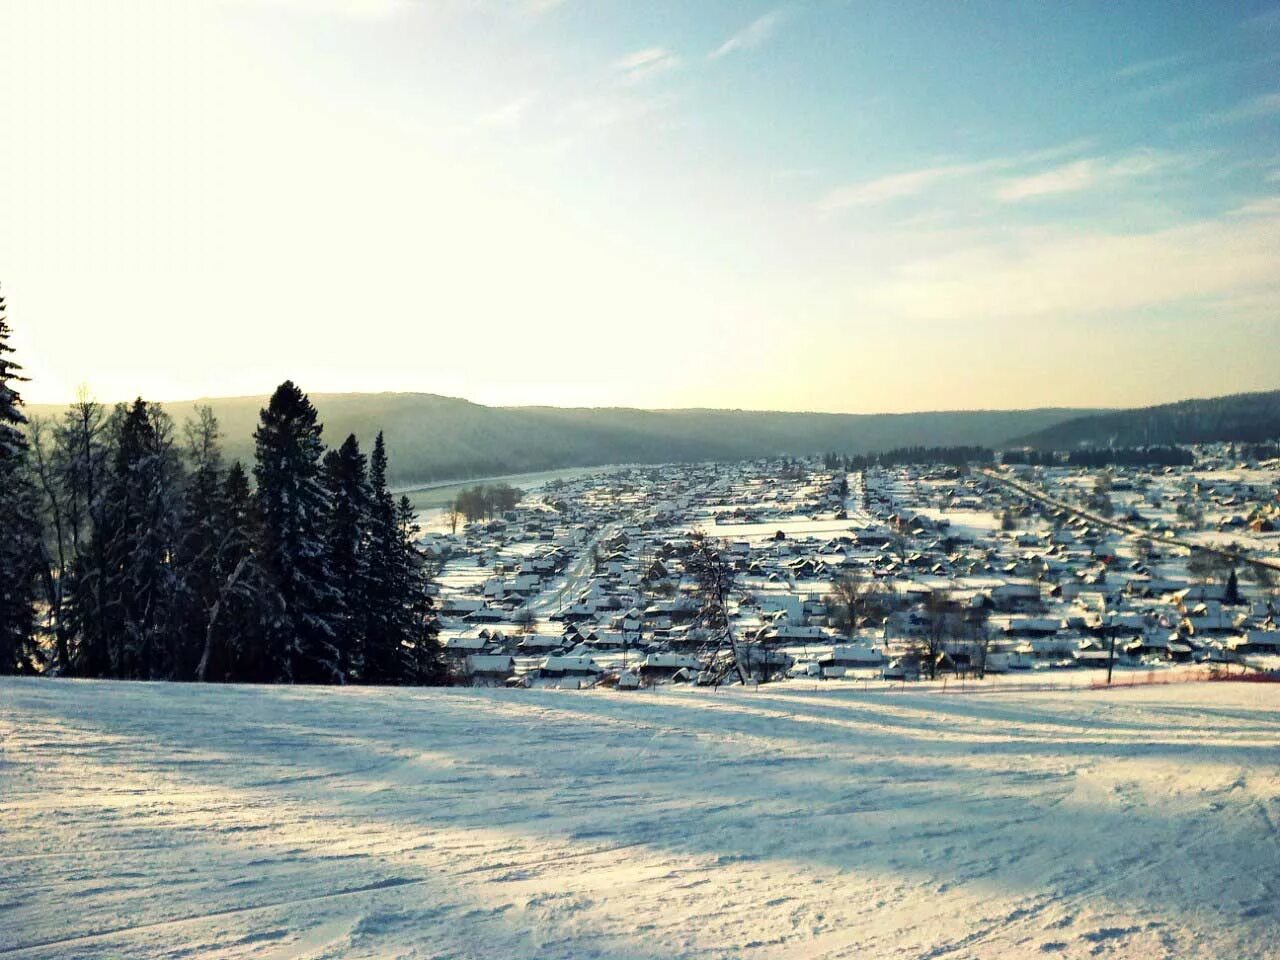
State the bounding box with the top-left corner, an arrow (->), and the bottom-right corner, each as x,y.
1015,390 -> 1280,449
27,395 -> 1096,487
1002,446 -> 1196,467
825,446 -> 994,469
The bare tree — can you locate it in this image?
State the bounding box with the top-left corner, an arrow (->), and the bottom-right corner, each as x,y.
512,605 -> 537,635
684,530 -> 748,684
919,588 -> 961,680
27,417 -> 71,670
442,503 -> 462,535
827,571 -> 888,637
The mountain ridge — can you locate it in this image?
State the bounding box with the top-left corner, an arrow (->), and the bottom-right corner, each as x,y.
1013,389 -> 1280,449
25,391 -> 1094,485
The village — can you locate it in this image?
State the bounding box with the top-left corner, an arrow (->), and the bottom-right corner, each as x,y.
417,448 -> 1280,690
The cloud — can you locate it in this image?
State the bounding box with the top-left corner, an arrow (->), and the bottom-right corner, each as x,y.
1218,91 -> 1280,121
1240,6 -> 1280,33
613,47 -> 680,83
996,151 -> 1176,202
474,94 -> 537,129
818,141 -> 1182,213
1230,196 -> 1280,218
996,159 -> 1099,201
1115,54 -> 1187,79
864,209 -> 1280,322
1177,91 -> 1280,130
817,161 -> 994,212
557,91 -> 671,130
709,9 -> 786,60
816,141 -> 1095,213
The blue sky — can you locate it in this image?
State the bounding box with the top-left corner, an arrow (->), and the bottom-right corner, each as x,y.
2,0 -> 1278,412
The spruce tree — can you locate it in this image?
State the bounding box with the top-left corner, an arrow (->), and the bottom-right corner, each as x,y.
253,382 -> 341,684
92,399 -> 183,679
61,396 -> 111,676
1225,567 -> 1242,606
0,290 -> 43,674
170,406 -> 228,679
397,495 -> 445,685
198,461 -> 272,682
322,434 -> 370,681
362,432 -> 401,683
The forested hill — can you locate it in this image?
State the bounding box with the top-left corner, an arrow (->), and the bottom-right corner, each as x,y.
1013,390 -> 1280,450
27,393 -> 1093,486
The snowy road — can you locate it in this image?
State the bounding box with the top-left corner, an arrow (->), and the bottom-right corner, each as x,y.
2,679 -> 1278,959
528,523 -> 620,617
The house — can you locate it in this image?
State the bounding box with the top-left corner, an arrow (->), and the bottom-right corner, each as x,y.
1226,630 -> 1280,655
637,653 -> 703,680
535,655 -> 604,680
464,655 -> 515,686
517,634 -> 564,654
991,581 -> 1042,612
760,624 -> 834,644
443,635 -> 491,660
1004,617 -> 1062,638
819,643 -> 886,675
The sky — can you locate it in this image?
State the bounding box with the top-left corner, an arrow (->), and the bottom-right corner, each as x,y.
2,0 -> 1278,413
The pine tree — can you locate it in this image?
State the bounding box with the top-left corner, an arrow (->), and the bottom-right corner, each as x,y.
92,399 -> 183,679
322,434 -> 370,681
362,432 -> 401,683
1225,566 -> 1242,606
0,289 -> 43,674
253,382 -> 341,684
197,461 -> 272,682
170,406 -> 228,680
61,395 -> 111,676
397,495 -> 445,685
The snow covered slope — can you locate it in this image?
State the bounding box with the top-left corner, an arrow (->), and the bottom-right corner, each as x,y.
2,679 -> 1278,959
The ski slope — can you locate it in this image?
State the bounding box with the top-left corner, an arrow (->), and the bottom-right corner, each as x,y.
2,678 -> 1278,959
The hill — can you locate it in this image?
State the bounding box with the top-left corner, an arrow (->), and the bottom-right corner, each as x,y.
5,678 -> 1277,959
1014,390 -> 1280,450
26,393 -> 1092,486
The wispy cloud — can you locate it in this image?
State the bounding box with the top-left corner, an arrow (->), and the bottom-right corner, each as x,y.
1229,196 -> 1280,218
816,139 -> 1193,215
1174,91 -> 1280,131
709,8 -> 786,60
817,141 -> 1095,213
818,160 -> 995,212
613,47 -> 680,83
865,209 -> 1280,323
1216,91 -> 1280,122
996,151 -> 1177,202
1240,6 -> 1280,33
475,94 -> 537,129
1115,53 -> 1187,78
557,91 -> 672,130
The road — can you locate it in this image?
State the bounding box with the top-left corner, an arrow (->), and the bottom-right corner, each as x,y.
979,467 -> 1280,575
528,521 -> 622,616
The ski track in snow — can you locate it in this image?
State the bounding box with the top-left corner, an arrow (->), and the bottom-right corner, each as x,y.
1,679 -> 1278,959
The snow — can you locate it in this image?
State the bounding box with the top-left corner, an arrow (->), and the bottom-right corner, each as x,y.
3,677 -> 1278,959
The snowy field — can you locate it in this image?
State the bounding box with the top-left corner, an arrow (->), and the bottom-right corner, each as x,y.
2,680 -> 1278,960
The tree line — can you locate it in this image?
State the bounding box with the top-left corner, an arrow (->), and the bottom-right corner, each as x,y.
0,295 -> 443,683
1001,446 -> 1195,467
827,446 -> 994,470
448,482 -> 522,527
